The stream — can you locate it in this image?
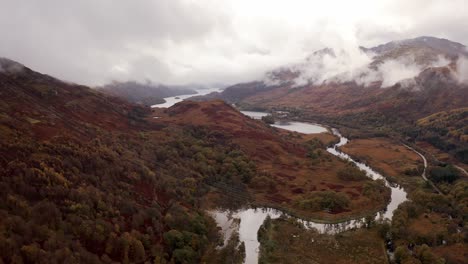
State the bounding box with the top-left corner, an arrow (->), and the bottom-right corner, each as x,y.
210,112 -> 408,264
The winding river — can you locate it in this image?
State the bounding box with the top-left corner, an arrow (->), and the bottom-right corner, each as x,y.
210,111 -> 408,264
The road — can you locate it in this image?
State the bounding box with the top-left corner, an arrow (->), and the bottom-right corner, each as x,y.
454,165 -> 468,176
403,144 -> 442,194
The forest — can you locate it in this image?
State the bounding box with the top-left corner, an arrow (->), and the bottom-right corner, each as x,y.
0,62 -> 256,263
0,121 -> 257,263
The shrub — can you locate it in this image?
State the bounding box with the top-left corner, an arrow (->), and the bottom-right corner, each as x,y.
337,164 -> 368,181
428,165 -> 460,183
261,115 -> 275,124
296,191 -> 350,211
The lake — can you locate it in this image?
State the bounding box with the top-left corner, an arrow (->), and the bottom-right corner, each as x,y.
151,87 -> 222,108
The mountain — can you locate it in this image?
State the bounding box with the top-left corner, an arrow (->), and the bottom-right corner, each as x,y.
363,36 -> 468,59
0,58 -> 152,140
193,36 -> 468,164
98,81 -> 198,106
206,36 -> 468,102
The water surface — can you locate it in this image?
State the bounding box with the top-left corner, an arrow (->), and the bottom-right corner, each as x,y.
241,111 -> 328,134
272,121 -> 328,134
151,87 -> 222,108
240,111 -> 269,119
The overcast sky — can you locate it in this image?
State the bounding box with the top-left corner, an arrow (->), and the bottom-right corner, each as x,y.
1,0 -> 467,86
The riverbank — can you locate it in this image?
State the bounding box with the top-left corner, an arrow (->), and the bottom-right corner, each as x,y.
339,138 -> 425,191
209,119 -> 407,264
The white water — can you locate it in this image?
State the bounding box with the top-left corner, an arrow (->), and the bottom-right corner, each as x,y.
151,87 -> 222,108
210,114 -> 408,264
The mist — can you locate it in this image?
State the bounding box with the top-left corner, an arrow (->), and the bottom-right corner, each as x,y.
456,56 -> 468,84
283,47 -> 453,88
0,58 -> 25,74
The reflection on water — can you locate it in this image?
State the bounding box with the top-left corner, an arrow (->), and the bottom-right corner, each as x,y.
272,121 -> 328,134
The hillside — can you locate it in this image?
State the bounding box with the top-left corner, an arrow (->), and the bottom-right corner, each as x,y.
151,100 -> 390,219
98,81 -> 197,106
0,58 -> 264,263
0,58 -> 153,139
412,108 -> 468,165
0,58 -> 391,263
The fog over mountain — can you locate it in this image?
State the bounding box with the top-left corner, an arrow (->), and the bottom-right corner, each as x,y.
266,36 -> 468,88
1,0 -> 468,86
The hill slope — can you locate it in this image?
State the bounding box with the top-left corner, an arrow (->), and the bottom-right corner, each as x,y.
0,58 -> 391,263
0,57 -> 238,263
151,100 -> 390,219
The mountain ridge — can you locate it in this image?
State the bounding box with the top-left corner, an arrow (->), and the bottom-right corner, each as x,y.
190,36 -> 468,164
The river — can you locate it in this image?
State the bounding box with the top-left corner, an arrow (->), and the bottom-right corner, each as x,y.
151,87 -> 222,108
210,111 -> 408,264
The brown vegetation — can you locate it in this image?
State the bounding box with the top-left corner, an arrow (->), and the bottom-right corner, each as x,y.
0,59 -> 393,263
152,100 -> 391,220
341,138 -> 424,187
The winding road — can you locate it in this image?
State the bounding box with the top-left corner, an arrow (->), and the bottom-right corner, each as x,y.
454,165 -> 468,177
403,144 -> 442,194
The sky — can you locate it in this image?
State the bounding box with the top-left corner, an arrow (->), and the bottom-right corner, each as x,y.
1,0 -> 467,86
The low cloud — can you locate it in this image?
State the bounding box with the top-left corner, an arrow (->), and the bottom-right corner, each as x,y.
377,59 -> 423,87
0,58 -> 25,74
290,48 -> 372,87
286,49 -> 452,88
456,56 -> 468,84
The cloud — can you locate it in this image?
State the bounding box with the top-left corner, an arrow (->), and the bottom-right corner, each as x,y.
376,58 -> 423,87
288,50 -> 452,88
290,48 -> 372,86
371,55 -> 450,88
0,0 -> 467,86
456,56 -> 468,84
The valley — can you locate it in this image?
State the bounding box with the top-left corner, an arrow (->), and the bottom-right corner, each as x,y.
1,36 -> 467,264
0,59 -> 399,264
185,36 -> 468,264
2,1 -> 468,263
207,122 -> 408,263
